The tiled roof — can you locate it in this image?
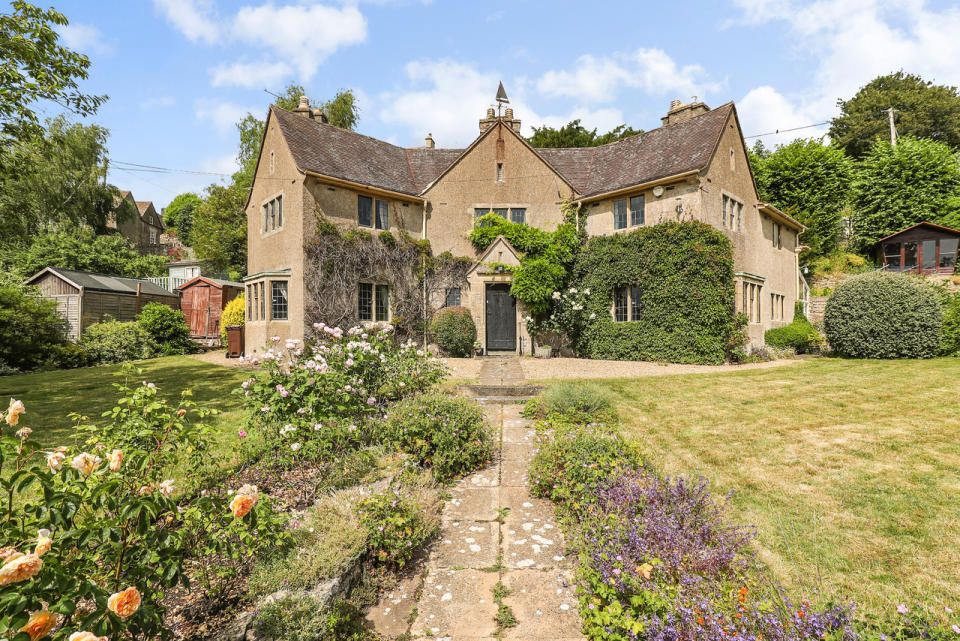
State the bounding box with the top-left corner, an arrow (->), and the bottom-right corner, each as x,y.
27,267 -> 177,298
271,101 -> 734,199
135,201 -> 152,215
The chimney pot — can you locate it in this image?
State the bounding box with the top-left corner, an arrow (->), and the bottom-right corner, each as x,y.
293,95 -> 312,118
505,107 -> 514,120
425,133 -> 435,148
299,96 -> 309,108
486,107 -> 495,118
670,99 -> 683,110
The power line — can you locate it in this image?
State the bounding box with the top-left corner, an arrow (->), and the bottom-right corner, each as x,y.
743,121 -> 831,140
112,160 -> 232,178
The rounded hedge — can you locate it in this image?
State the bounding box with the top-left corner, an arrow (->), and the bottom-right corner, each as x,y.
429,306 -> 476,357
80,320 -> 156,364
764,302 -> 821,354
823,271 -> 942,359
136,302 -> 194,355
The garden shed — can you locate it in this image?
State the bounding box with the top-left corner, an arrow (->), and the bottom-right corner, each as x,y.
177,276 -> 244,339
877,222 -> 960,274
24,267 -> 181,340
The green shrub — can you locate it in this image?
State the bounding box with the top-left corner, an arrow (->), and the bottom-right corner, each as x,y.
571,222 -> 736,364
220,293 -> 245,343
136,302 -> 194,355
44,342 -> 91,370
824,271 -> 942,358
940,292 -> 960,355
809,251 -> 872,281
381,392 -> 492,481
253,597 -> 377,641
429,306 -> 476,357
528,426 -> 643,508
80,320 -> 157,363
764,302 -> 822,353
511,257 -> 565,315
356,490 -> 439,567
527,380 -> 614,421
0,283 -> 69,371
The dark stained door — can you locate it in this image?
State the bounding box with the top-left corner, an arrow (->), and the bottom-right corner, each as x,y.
485,284 -> 516,351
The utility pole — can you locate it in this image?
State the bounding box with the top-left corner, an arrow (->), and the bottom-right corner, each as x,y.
886,107 -> 898,147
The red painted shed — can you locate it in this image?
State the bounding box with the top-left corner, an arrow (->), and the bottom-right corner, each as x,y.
177,276 -> 244,339
877,222 -> 960,275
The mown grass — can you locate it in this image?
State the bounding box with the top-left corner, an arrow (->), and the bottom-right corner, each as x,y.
598,357 -> 960,619
0,356 -> 260,489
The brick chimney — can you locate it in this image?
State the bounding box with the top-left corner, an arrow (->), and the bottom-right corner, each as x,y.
293,95 -> 312,118
312,107 -> 328,123
480,107 -> 496,132
661,98 -> 710,126
424,133 -> 435,148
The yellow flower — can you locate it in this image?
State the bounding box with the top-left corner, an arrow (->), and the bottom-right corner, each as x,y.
5,397 -> 25,426
35,529 -> 52,557
0,553 -> 42,586
71,453 -> 101,478
68,632 -> 107,641
108,449 -> 123,472
107,586 -> 141,618
229,484 -> 259,518
46,452 -> 65,472
21,610 -> 59,640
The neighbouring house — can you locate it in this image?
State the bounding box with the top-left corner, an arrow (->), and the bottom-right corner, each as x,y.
108,190 -> 168,254
24,267 -> 181,340
177,276 -> 244,340
876,222 -> 960,275
243,89 -> 805,354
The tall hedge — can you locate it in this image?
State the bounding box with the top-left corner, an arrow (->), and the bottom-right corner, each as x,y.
823,271 -> 942,359
573,222 -> 735,364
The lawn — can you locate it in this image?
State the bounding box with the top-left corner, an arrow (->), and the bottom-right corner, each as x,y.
601,357 -> 960,620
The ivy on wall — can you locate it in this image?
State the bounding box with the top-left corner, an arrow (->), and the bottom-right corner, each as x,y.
304,213 -> 471,341
562,222 -> 736,364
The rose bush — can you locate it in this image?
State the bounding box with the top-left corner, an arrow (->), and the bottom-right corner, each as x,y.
0,371 -> 288,640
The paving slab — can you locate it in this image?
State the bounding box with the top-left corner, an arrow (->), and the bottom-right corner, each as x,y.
500,487 -> 568,569
429,520 -> 499,569
502,423 -> 537,445
363,571 -> 420,637
502,440 -> 538,463
500,569 -> 583,640
443,487 -> 499,522
411,568 -> 499,638
501,458 -> 530,487
462,468 -> 500,488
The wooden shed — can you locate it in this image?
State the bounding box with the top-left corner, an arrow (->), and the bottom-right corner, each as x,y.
24,267 -> 181,340
177,276 -> 244,339
877,222 -> 960,274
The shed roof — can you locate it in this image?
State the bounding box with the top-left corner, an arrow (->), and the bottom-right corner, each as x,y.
177,275 -> 245,289
25,267 -> 178,298
876,221 -> 960,243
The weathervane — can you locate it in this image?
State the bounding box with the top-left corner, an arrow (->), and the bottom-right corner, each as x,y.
495,81 -> 509,117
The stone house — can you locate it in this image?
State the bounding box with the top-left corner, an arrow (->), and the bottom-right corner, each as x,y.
243,91 -> 805,353
109,190 -> 167,253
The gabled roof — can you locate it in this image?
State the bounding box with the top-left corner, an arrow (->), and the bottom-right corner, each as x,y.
177,275 -> 245,289
268,101 -> 736,200
469,234 -> 523,276
877,221 -> 960,243
25,267 -> 178,298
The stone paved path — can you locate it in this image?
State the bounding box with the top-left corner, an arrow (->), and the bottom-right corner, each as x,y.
366,360 -> 584,640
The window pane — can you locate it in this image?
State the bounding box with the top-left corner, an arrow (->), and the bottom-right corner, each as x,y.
474,208 -> 490,219
722,195 -> 728,227
259,283 -> 265,319
940,238 -> 958,268
263,204 -> 269,232
445,287 -> 461,307
375,200 -> 389,230
269,200 -> 276,229
375,285 -> 389,321
358,196 -> 373,227
271,281 -> 288,320
492,208 -> 508,219
903,242 -> 917,268
630,286 -> 642,321
613,199 -> 627,230
630,195 -> 644,226
277,195 -> 283,227
614,287 -> 627,322
510,208 -> 526,224
247,286 -> 252,319
922,239 -> 937,269
737,203 -> 743,231
358,283 -> 373,321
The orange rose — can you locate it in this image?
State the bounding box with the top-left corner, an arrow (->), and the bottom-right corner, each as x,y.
35,529 -> 52,557
5,397 -> 25,426
21,610 -> 59,640
71,453 -> 101,478
0,553 -> 42,586
107,586 -> 141,618
230,494 -> 256,518
0,546 -> 19,562
68,632 -> 107,641
108,449 -> 123,472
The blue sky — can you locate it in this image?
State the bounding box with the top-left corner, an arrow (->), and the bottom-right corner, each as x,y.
46,0 -> 960,209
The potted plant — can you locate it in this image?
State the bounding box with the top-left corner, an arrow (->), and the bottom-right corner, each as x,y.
473,340 -> 483,357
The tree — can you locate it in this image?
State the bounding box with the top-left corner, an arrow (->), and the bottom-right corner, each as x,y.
830,71 -> 960,158
191,181 -> 248,275
162,192 -> 202,245
6,230 -> 168,279
851,136 -> 960,248
0,2 -> 106,143
0,116 -> 121,242
0,282 -> 68,371
750,138 -> 854,259
527,119 -> 641,148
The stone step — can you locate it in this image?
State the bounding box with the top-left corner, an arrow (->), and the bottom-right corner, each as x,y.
460,384 -> 543,398
471,396 -> 537,404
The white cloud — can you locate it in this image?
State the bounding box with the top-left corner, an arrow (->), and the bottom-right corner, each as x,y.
210,61 -> 293,89
56,23 -> 112,55
231,4 -> 367,79
737,86 -> 826,147
153,0 -> 220,44
199,153 -> 239,177
195,99 -> 257,135
141,96 -> 176,109
732,0 -> 960,143
537,49 -> 719,105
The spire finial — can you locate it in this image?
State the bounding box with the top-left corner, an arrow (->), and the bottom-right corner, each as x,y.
496,81 -> 509,104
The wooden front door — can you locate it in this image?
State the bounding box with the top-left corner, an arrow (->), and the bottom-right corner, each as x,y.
185,285 -> 212,337
485,284 -> 516,351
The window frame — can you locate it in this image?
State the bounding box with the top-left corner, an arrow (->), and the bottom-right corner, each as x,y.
496,163 -> 503,182
270,280 -> 288,321
630,195 -> 645,227
358,195 -> 373,228
444,287 -> 461,308
261,193 -> 284,234
374,199 -> 390,231
510,208 -> 526,224
613,199 -> 628,230
358,282 -> 389,322
612,286 -> 642,322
